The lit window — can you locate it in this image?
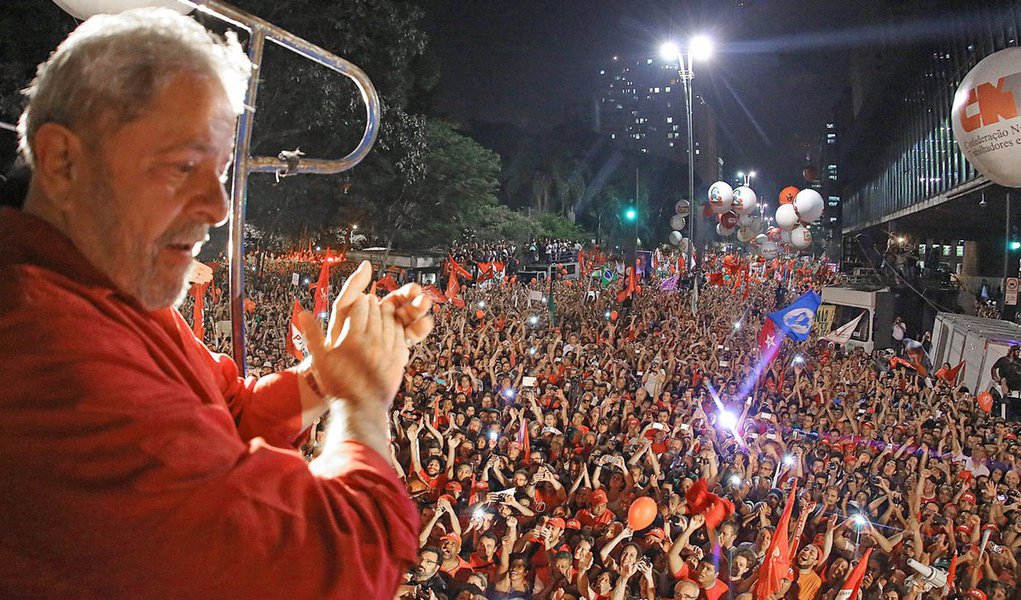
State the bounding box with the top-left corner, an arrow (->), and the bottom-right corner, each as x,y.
647,58 -> 653,64
600,70 -> 606,75
654,87 -> 660,93
611,134 -> 616,139
665,86 -> 671,92
667,117 -> 673,123
957,245 -> 965,257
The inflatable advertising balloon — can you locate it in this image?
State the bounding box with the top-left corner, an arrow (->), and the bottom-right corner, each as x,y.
790,225 -> 813,249
674,199 -> 691,217
779,186 -> 799,205
753,233 -> 768,248
767,227 -> 783,242
719,211 -> 739,230
716,222 -> 734,237
670,214 -> 686,231
708,181 -> 734,215
775,203 -> 799,231
952,47 -> 1021,187
793,189 -> 824,223
759,242 -> 779,259
669,230 -> 684,245
53,0 -> 192,18
731,186 -> 758,215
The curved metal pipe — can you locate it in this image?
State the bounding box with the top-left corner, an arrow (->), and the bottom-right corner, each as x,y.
179,0 -> 381,372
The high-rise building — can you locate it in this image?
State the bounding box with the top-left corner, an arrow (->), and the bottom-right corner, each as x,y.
838,1 -> 1021,325
595,55 -> 721,187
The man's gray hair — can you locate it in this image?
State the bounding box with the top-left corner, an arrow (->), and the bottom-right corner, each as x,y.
18,7 -> 251,165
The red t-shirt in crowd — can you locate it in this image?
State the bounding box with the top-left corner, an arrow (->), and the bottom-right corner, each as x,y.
0,208 -> 420,598
577,508 -> 614,529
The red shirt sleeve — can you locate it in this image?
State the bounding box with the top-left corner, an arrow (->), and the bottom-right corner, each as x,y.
0,275 -> 420,598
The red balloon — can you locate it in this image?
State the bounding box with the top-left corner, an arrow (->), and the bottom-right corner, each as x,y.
610,310 -> 619,322
627,496 -> 658,531
475,309 -> 485,320
802,166 -> 819,182
779,186 -> 800,205
719,211 -> 739,229
977,392 -> 993,413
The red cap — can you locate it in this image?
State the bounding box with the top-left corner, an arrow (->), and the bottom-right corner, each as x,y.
959,470 -> 974,481
565,519 -> 581,530
1007,433 -> 1018,441
844,455 -> 857,463
475,481 -> 490,491
548,517 -> 566,529
591,489 -> 609,505
628,417 -> 641,426
645,527 -> 665,540
961,492 -> 977,504
441,533 -> 462,544
956,524 -> 972,535
966,590 -> 987,600
438,494 -> 456,505
445,481 -> 463,491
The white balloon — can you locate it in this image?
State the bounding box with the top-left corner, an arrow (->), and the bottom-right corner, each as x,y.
674,199 -> 691,217
53,0 -> 192,19
716,222 -> 735,237
753,233 -> 768,248
775,204 -> 799,231
737,213 -> 754,227
731,186 -> 758,215
708,181 -> 733,215
793,189 -> 824,223
790,225 -> 813,249
952,47 -> 1021,187
780,229 -> 792,244
669,230 -> 684,245
759,242 -> 779,259
670,214 -> 687,230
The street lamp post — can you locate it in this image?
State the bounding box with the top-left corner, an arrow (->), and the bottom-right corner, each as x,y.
661,36 -> 712,293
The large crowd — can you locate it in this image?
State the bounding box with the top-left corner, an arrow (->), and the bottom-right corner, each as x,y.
186,247 -> 1018,600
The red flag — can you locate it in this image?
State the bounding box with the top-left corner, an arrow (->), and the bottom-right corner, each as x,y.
189,282 -> 209,339
447,255 -> 474,280
311,251 -> 332,316
756,481 -> 797,600
423,285 -> 447,304
377,274 -> 399,292
578,249 -> 586,275
758,319 -> 784,371
833,548 -> 872,600
446,273 -> 465,307
685,479 -> 735,530
243,298 -> 256,314
285,300 -> 307,362
936,361 -> 964,385
708,272 -> 725,286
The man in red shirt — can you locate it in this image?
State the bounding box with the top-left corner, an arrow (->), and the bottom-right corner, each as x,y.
0,9 -> 432,598
577,489 -> 614,529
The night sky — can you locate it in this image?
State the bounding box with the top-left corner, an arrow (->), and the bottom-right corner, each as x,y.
420,0 -> 933,199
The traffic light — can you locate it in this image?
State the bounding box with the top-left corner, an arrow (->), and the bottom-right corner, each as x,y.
1010,226 -> 1020,251
624,207 -> 637,222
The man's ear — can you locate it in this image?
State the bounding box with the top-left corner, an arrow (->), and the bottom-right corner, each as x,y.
29,123 -> 86,208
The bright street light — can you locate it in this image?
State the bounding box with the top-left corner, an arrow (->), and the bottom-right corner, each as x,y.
660,41 -> 681,61
625,207 -> 638,221
689,35 -> 714,61
749,171 -> 757,178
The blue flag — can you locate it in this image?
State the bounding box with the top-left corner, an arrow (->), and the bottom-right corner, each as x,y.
768,291 -> 821,342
